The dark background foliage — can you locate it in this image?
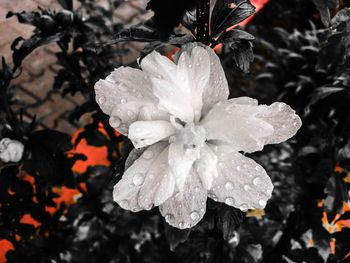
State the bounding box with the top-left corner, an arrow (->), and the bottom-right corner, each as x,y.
1,0 -> 350,262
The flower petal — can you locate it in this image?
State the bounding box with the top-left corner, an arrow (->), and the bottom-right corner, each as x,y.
95,66 -> 168,134
113,142 -> 173,211
128,120 -> 176,148
177,43 -> 229,118
209,145 -> 273,211
257,102 -> 302,144
194,143 -> 218,190
141,51 -> 195,123
159,170 -> 207,229
200,45 -> 229,116
200,100 -> 274,152
137,145 -> 175,209
168,141 -> 200,191
177,45 -> 211,122
201,98 -> 301,153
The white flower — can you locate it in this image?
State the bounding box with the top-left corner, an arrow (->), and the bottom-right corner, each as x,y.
94,43 -> 302,229
0,138 -> 24,163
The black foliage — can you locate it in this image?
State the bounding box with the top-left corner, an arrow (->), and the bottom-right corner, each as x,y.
0,0 -> 350,262
146,0 -> 197,39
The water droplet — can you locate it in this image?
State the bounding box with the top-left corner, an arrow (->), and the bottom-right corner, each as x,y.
258,199 -> 267,207
194,186 -> 200,192
225,197 -> 235,205
165,214 -> 174,222
120,98 -> 127,104
236,166 -> 241,171
98,96 -> 106,104
253,175 -> 262,184
143,150 -> 154,159
132,173 -> 144,186
239,204 -> 248,212
255,165 -> 261,171
208,193 -> 218,201
225,181 -> 234,190
127,110 -> 134,117
244,184 -> 251,191
190,211 -> 200,221
119,200 -> 129,207
109,117 -> 121,128
179,222 -> 185,229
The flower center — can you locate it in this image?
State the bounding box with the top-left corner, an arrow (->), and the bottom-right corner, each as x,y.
169,118 -> 206,152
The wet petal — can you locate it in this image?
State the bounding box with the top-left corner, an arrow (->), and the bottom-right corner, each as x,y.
194,143 -> 218,190
113,142 -> 173,211
128,120 -> 176,148
201,98 -> 301,153
209,145 -> 273,211
168,141 -> 200,191
200,45 -> 229,116
200,100 -> 274,153
95,67 -> 168,134
177,46 -> 211,121
124,147 -> 145,170
159,170 -> 207,229
178,43 -> 229,118
257,102 -> 302,144
141,51 -> 195,122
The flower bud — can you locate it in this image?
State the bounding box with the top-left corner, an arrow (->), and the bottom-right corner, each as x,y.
0,138 -> 24,163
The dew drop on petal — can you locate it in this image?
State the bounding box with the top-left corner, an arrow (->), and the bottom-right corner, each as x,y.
236,166 -> 241,171
109,117 -> 121,128
208,193 -> 218,201
253,177 -> 261,186
258,199 -> 267,207
132,173 -> 144,186
239,204 -> 248,212
225,182 -> 234,191
120,98 -> 127,104
244,184 -> 251,191
190,211 -> 200,221
120,200 -> 129,207
179,221 -> 185,229
255,165 -> 261,171
98,95 -> 106,104
225,197 -> 235,205
194,186 -> 200,192
165,214 -> 174,222
143,150 -> 154,160
127,110 -> 134,117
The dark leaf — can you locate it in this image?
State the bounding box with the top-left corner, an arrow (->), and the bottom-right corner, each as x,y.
211,0 -> 255,37
22,130 -> 75,186
226,39 -> 254,72
164,223 -> 191,251
104,19 -> 161,46
11,33 -> 63,69
146,0 -> 196,39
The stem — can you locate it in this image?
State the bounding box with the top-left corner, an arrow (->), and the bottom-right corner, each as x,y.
196,0 -> 211,45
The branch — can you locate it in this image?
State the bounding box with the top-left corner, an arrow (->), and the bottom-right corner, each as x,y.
196,0 -> 211,45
